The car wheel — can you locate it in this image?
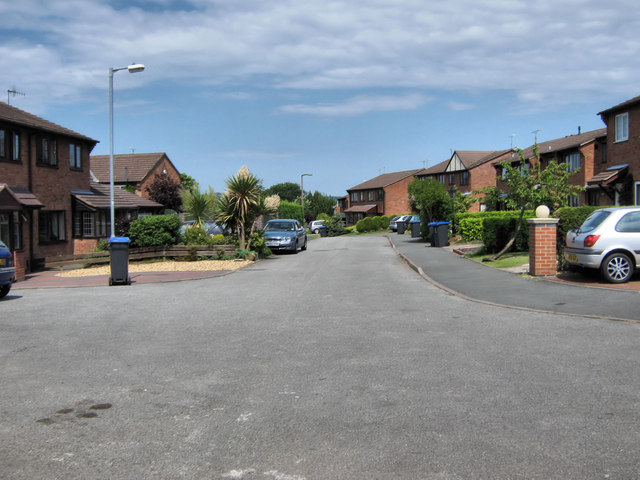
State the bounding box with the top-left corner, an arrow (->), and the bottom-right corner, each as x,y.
0,284 -> 10,299
313,228 -> 319,234
301,238 -> 307,251
600,252 -> 633,283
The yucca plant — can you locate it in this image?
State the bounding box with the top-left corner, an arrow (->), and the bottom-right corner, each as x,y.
216,166 -> 261,250
181,187 -> 216,229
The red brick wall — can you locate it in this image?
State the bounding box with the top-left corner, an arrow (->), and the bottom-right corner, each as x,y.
384,178 -> 414,216
137,157 -> 181,199
2,123 -> 96,268
73,238 -> 99,254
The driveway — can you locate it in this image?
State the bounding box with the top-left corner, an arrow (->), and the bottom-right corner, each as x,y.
2,234 -> 640,479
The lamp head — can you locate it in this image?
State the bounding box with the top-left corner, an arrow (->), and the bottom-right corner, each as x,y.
127,63 -> 145,73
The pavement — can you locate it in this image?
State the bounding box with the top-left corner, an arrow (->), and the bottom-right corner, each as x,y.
11,234 -> 640,322
388,233 -> 639,323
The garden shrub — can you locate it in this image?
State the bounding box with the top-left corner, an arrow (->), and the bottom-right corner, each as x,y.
278,200 -> 303,222
457,217 -> 484,241
482,215 -> 531,253
327,215 -> 347,236
129,214 -> 181,247
361,216 -> 374,232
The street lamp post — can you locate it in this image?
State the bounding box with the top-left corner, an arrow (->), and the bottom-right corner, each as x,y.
109,63 -> 145,238
300,173 -> 312,222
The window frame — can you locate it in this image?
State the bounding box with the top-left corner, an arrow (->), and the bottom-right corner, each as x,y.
69,143 -> 82,170
460,171 -> 470,186
615,112 -> 629,143
36,136 -> 58,167
565,152 -> 581,172
38,210 -> 66,243
0,127 -> 21,163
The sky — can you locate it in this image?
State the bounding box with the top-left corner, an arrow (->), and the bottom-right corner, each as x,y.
2,0 -> 640,197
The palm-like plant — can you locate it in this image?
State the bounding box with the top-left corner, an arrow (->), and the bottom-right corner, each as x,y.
181,187 -> 215,229
216,167 -> 261,250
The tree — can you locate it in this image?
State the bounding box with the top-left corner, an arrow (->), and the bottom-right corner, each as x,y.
146,173 -> 182,212
307,191 -> 336,219
486,146 -> 584,261
215,166 -> 261,251
264,182 -> 302,203
179,172 -> 199,193
408,177 -> 453,224
181,187 -> 216,228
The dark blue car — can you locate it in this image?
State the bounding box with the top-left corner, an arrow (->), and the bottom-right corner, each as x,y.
0,239 -> 15,299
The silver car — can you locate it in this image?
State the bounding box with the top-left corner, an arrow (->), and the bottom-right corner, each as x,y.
565,207 -> 640,283
262,219 -> 308,253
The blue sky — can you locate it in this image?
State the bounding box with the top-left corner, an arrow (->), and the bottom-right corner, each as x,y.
2,0 -> 639,196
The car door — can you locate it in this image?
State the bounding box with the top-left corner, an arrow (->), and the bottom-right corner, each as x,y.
295,221 -> 304,246
615,211 -> 640,264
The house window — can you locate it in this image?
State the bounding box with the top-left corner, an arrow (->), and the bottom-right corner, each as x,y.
448,173 -> 456,185
615,113 -> 629,142
37,137 -> 57,166
70,144 -> 81,169
438,174 -> 446,184
350,192 -> 358,202
587,190 -> 600,206
368,191 -> 374,201
565,152 -> 581,172
39,211 -> 66,243
360,192 -> 364,201
377,189 -> 384,201
74,211 -> 108,238
568,194 -> 580,207
0,213 -> 9,247
0,129 -> 20,162
635,182 -> 640,206
460,171 -> 469,186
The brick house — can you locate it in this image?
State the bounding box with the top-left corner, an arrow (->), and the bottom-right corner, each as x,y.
597,95 -> 640,206
344,169 -> 422,225
493,128 -> 609,208
417,150 -> 513,211
0,103 -> 163,280
90,152 -> 181,200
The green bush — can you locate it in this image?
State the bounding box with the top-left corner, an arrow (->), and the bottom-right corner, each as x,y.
327,214 -> 347,236
457,217 -> 484,241
129,214 -> 181,247
278,200 -> 303,222
362,217 -> 374,232
316,212 -> 332,222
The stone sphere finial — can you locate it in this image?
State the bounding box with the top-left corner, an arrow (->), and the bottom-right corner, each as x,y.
535,205 -> 550,218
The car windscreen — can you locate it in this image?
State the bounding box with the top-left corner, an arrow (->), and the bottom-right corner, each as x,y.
265,222 -> 295,231
577,210 -> 611,233
0,240 -> 7,249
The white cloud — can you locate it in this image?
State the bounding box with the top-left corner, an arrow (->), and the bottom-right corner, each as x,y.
277,93 -> 430,117
1,0 -> 639,109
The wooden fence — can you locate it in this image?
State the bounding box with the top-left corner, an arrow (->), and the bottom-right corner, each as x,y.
45,245 -> 237,269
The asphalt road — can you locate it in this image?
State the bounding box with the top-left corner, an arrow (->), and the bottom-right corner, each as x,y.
1,234 -> 640,479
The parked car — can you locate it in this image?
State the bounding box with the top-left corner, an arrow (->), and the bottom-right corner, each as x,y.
565,206 -> 640,283
262,219 -> 307,253
389,215 -> 413,231
0,239 -> 15,299
180,220 -> 227,236
309,219 -> 326,234
388,216 -> 401,231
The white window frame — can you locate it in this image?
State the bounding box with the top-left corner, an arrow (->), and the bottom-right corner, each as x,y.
615,112 -> 629,142
70,143 -> 81,169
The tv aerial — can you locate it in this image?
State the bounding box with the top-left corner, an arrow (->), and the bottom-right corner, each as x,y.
7,88 -> 25,105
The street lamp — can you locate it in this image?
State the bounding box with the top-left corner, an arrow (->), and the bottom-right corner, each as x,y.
109,63 -> 145,238
300,173 -> 312,221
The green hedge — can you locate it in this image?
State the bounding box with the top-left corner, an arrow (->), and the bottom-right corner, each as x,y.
454,210 -> 534,242
481,214 -> 533,253
129,214 -> 182,247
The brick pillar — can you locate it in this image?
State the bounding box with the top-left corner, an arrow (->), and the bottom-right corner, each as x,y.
13,250 -> 26,282
527,217 -> 559,276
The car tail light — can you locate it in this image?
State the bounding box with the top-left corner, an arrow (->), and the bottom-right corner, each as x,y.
584,235 -> 600,247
